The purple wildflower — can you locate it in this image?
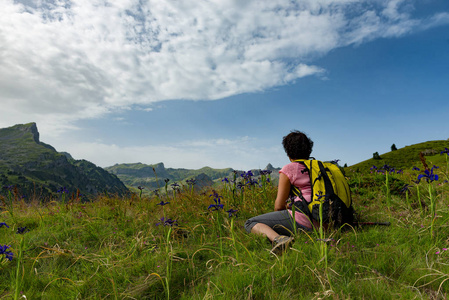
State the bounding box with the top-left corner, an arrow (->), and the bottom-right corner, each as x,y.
0,222 -> 9,228
186,179 -> 196,186
208,190 -> 224,211
400,184 -> 411,193
315,191 -> 325,200
0,245 -> 13,261
260,169 -> 272,175
16,227 -> 29,234
417,166 -> 439,183
225,209 -> 238,218
246,179 -> 259,186
156,217 -> 178,227
156,200 -> 170,206
237,182 -> 245,190
57,187 -> 69,194
240,170 -> 254,178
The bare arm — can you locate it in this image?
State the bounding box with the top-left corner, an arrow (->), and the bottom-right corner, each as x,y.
274,173 -> 291,211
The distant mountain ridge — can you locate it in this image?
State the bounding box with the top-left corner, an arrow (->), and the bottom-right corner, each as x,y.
4,123 -> 445,199
105,162 -> 280,191
0,123 -> 280,198
0,123 -> 129,198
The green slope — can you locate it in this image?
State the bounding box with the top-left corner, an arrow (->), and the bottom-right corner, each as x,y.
347,140 -> 449,172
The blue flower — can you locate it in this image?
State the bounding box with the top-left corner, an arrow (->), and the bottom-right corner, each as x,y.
246,179 -> 259,186
260,169 -> 272,175
315,191 -> 325,200
370,165 -> 377,170
400,184 -> 411,193
412,166 -> 420,171
156,217 -> 178,227
240,170 -> 254,179
0,222 -> 9,228
440,148 -> 449,156
137,186 -> 144,190
331,159 -> 340,165
186,179 -> 196,186
0,245 -> 13,261
16,227 -> 29,234
417,166 -> 439,183
57,187 -> 69,194
208,190 -> 224,211
222,177 -> 229,183
237,182 -> 245,190
156,200 -> 170,206
225,209 -> 238,218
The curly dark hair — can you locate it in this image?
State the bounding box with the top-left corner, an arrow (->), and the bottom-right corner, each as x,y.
282,130 -> 313,160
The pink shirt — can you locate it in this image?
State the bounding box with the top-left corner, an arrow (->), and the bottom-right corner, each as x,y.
279,162 -> 313,229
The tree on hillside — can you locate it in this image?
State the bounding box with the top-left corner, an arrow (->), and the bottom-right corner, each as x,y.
391,144 -> 397,151
373,152 -> 381,160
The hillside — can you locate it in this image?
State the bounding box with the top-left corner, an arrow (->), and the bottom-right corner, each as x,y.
0,123 -> 129,199
347,140 -> 449,172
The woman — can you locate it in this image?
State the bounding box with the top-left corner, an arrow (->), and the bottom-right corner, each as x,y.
244,130 -> 315,253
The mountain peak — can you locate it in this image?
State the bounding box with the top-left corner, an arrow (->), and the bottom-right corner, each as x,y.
4,122 -> 40,144
28,122 -> 39,143
265,163 -> 277,171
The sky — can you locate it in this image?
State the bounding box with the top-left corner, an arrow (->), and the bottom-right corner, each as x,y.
1,0 -> 448,171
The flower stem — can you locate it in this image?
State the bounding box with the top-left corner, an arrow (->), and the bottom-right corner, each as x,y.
165,227 -> 172,300
13,236 -> 25,300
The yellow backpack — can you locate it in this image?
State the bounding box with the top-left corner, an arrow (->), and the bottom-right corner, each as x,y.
290,159 -> 353,226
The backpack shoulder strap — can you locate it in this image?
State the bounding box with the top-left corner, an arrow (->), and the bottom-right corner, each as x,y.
289,160 -> 313,216
290,159 -> 310,199
317,160 -> 335,195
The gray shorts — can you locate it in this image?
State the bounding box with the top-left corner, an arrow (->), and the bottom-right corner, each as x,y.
244,210 -> 311,236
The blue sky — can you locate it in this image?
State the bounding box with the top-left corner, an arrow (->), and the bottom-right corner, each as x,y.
1,0 -> 448,170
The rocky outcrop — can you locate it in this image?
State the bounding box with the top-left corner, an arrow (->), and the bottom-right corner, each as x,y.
0,123 -> 129,199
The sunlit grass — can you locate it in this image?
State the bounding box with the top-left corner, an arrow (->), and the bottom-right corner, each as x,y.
0,161 -> 448,299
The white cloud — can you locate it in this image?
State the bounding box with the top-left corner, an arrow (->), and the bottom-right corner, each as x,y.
0,0 -> 448,134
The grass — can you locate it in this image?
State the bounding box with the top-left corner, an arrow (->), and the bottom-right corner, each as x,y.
0,157 -> 449,299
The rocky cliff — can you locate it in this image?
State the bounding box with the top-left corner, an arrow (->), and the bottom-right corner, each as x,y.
0,123 -> 129,199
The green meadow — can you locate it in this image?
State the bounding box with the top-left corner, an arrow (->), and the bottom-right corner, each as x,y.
1,145 -> 449,299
